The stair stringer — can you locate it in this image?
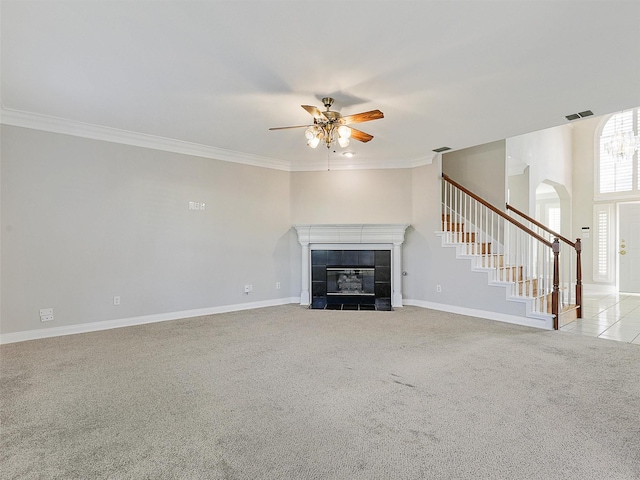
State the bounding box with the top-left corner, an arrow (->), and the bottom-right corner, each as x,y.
436,231 -> 554,329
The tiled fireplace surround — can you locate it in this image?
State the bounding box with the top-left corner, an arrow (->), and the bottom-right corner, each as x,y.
294,224 -> 410,308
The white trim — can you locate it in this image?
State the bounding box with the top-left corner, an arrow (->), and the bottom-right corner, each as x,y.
403,299 -> 554,330
289,153 -> 435,172
0,107 -> 292,171
0,297 -> 300,345
311,243 -> 392,251
294,224 -> 410,245
0,107 -> 434,172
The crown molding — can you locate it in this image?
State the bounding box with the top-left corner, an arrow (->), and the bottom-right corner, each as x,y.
1,107 -> 434,172
289,153 -> 435,172
0,107 -> 292,171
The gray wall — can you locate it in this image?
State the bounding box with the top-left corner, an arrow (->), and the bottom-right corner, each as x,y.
403,163 -> 439,301
507,167 -> 530,212
442,140 -> 507,209
1,126 -> 535,338
404,159 -> 526,317
290,169 -> 412,224
1,126 -> 293,335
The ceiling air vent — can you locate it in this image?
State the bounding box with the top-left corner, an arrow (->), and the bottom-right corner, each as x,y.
433,146 -> 452,153
566,109 -> 594,121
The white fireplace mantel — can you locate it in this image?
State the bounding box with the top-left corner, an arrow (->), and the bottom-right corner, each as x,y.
294,224 -> 410,308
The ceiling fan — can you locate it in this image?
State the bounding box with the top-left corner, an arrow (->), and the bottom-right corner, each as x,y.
269,97 -> 384,149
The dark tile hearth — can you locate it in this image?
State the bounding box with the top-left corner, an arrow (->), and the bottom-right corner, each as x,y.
310,298 -> 392,311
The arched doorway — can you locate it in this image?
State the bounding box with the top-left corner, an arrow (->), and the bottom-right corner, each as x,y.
535,180 -> 571,237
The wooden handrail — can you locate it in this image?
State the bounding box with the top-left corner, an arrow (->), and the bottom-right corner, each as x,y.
506,203 -> 575,247
442,174 -> 552,248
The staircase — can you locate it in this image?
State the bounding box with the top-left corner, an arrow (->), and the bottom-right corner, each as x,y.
439,174 -> 582,329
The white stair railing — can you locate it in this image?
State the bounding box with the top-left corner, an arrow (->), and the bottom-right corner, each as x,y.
442,175 -> 561,326
506,204 -> 583,322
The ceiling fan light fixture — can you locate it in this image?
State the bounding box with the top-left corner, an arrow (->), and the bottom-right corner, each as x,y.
337,125 -> 351,139
305,127 -> 316,140
307,136 -> 320,148
338,136 -> 350,148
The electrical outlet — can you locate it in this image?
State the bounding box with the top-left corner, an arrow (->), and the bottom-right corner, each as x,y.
244,285 -> 253,294
113,296 -> 121,306
40,308 -> 54,322
276,282 -> 281,290
436,285 -> 442,293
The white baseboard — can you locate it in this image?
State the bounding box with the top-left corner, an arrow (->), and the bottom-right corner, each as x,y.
403,299 -> 553,330
0,297 -> 301,345
2,296 -> 553,344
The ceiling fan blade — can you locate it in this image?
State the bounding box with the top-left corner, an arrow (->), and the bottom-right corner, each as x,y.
269,124 -> 312,130
339,109 -> 384,125
349,128 -> 374,143
301,105 -> 326,120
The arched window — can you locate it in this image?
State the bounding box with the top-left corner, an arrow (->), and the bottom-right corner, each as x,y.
597,108 -> 639,195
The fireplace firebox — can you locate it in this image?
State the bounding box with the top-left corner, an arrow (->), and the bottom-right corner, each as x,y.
310,250 -> 392,311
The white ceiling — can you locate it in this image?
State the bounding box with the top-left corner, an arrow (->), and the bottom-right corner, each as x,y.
2,1 -> 639,171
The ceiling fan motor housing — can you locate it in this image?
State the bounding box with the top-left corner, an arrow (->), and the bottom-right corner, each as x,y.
322,97 -> 334,110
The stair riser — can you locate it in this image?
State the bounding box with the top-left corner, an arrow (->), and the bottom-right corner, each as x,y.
497,266 -> 524,282
480,255 -> 505,268
517,278 -> 539,297
465,243 -> 492,255
448,232 -> 477,242
442,223 -> 464,232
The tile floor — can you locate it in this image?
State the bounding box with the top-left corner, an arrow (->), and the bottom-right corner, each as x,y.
560,293 -> 640,344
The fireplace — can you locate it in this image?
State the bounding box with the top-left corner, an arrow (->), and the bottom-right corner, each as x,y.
294,224 -> 410,310
327,268 -> 374,296
310,249 -> 391,310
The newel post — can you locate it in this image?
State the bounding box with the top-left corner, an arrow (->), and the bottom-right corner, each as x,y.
552,238 -> 560,330
575,238 -> 583,319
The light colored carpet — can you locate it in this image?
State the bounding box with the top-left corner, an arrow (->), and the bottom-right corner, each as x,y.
2,305 -> 639,479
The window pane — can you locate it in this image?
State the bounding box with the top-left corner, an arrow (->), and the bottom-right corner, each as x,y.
594,206 -> 611,282
599,110 -> 635,194
547,206 -> 561,233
